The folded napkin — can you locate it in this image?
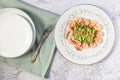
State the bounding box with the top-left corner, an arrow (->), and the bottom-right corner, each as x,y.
0,0 -> 59,78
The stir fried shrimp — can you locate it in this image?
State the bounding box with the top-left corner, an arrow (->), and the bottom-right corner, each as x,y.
65,17 -> 102,51
68,21 -> 76,29
75,17 -> 82,25
65,29 -> 73,39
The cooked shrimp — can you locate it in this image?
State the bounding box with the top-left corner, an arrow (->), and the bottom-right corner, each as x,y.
94,24 -> 101,31
94,37 -> 101,44
73,44 -> 82,51
68,21 -> 76,29
69,29 -> 73,36
74,40 -> 81,46
75,17 -> 82,25
80,19 -> 85,26
90,43 -> 96,48
89,20 -> 96,28
67,35 -> 75,44
65,30 -> 70,39
65,28 -> 73,39
82,43 -> 88,49
84,19 -> 90,26
96,31 -> 102,38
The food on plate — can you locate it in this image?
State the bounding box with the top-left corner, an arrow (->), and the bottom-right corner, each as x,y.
65,17 -> 102,51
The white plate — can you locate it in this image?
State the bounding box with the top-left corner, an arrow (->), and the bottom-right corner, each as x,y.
55,5 -> 115,64
0,8 -> 36,49
0,8 -> 36,58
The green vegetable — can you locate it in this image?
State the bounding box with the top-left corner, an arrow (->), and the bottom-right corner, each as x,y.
73,23 -> 95,42
78,36 -> 82,41
92,29 -> 95,34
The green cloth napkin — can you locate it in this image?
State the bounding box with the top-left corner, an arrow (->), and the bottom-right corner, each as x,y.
0,0 -> 59,78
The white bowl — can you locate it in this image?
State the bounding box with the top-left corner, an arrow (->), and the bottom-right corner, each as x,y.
0,8 -> 36,58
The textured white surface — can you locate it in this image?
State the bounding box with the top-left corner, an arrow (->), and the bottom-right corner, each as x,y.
0,0 -> 120,80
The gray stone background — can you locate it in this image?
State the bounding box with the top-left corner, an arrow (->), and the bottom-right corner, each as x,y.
0,0 -> 120,80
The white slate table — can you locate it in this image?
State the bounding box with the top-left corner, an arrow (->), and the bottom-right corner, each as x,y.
0,0 -> 120,80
